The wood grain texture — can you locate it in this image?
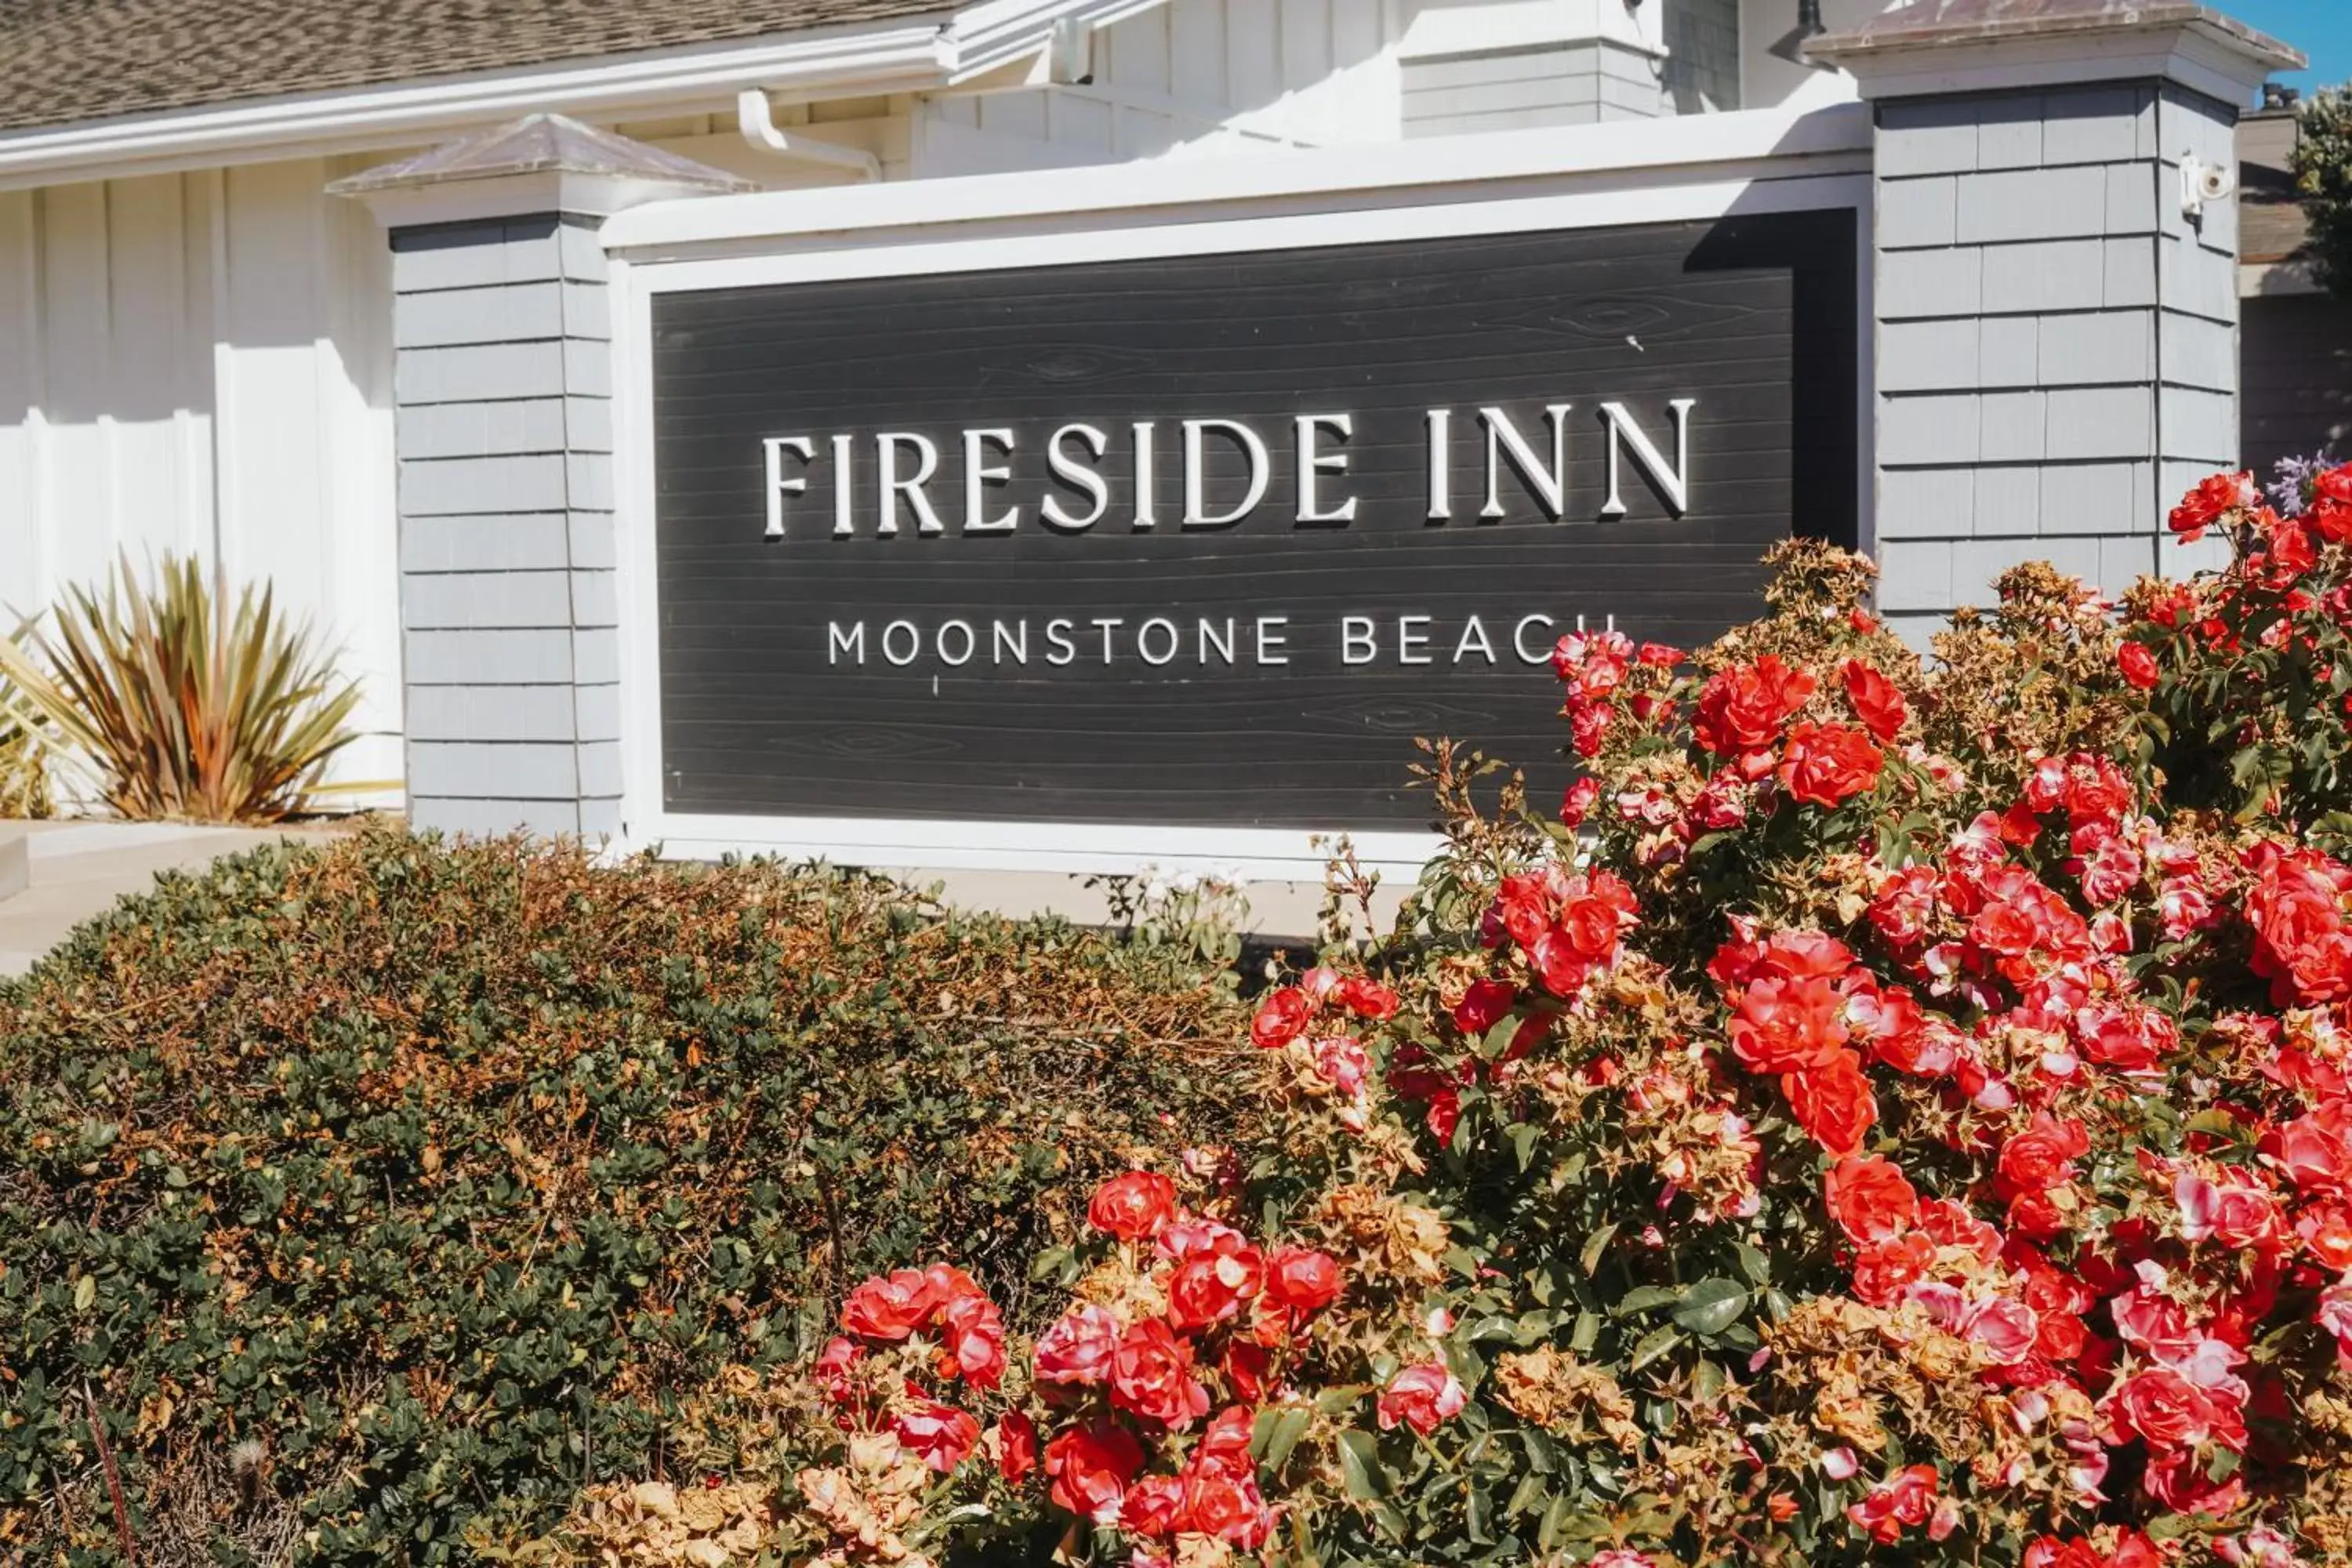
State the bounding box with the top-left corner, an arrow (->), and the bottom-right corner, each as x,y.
652,209 -> 1857,830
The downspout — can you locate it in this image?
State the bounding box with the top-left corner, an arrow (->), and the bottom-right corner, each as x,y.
735,88 -> 881,180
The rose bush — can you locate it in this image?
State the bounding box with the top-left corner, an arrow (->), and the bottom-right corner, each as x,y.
542,455 -> 2352,1568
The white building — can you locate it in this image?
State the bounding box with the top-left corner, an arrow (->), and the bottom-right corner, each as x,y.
0,0 -> 1888,799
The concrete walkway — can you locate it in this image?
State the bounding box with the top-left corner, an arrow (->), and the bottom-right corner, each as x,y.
0,820 -> 343,977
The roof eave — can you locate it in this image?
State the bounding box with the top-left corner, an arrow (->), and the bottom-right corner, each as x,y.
0,0 -> 1138,191
1806,0 -> 2304,103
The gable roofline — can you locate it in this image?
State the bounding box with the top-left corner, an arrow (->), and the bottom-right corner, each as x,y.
0,0 -> 1153,193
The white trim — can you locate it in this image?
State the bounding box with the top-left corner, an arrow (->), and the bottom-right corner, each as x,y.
608,125 -> 1872,876
0,0 -> 1156,191
1814,22 -> 2292,107
604,102 -> 1872,254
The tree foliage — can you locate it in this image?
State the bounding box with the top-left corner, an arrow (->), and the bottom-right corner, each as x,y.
2296,85 -> 2352,303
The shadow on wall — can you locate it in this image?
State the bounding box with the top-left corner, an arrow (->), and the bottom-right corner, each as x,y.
2244,290 -> 2352,476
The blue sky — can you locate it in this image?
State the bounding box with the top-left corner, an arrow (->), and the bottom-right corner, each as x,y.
2223,1 -> 2351,94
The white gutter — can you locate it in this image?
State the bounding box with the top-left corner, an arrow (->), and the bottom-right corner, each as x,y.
735,88 -> 880,180
0,0 -> 1165,191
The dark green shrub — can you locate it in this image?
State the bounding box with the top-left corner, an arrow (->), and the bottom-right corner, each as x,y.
0,827 -> 1256,1563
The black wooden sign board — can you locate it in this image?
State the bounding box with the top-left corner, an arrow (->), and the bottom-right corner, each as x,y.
651,209 -> 1857,831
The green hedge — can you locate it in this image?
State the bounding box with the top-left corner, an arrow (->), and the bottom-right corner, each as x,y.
0,828 -> 1255,1563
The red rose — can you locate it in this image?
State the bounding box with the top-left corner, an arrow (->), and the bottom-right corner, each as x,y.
1109,1318 -> 1211,1428
2247,845 -> 2352,1006
1221,1338 -> 1272,1403
1849,1231 -> 1934,1306
1453,978 -> 1516,1038
1693,654 -> 1817,767
1839,660 -> 1907,742
1559,892 -> 1627,961
1377,1361 -> 1467,1433
1559,775 -> 1602,826
813,1334 -> 862,1403
840,1268 -> 936,1341
991,1411 -> 1038,1484
2167,470 -> 2254,542
1825,1153 -> 1918,1243
2105,1367 -> 2235,1452
937,1290 -> 1006,1389
1181,1453 -> 1272,1548
1157,1214 -> 1248,1261
895,1400 -> 981,1473
1088,1171 -> 1179,1242
2174,1165 -> 2285,1250
1845,1463 -> 1936,1545
2074,1002 -> 2172,1073
1782,1051 -> 1878,1158
1261,1246 -> 1343,1322
922,1261 -> 984,1302
2024,1539 -> 2102,1568
1777,722 -> 1884,808
1962,1294 -> 2039,1365
1118,1474 -> 1185,1537
1531,927 -> 1603,997
2116,641 -> 2160,689
1044,1418 -> 1145,1523
1166,1233 -> 1266,1333
2270,1098 -> 2352,1196
1729,975 -> 1851,1076
2315,464 -> 2352,542
2143,1444 -> 2245,1516
1250,986 -> 1312,1049
1035,1303 -> 1121,1385
1997,1112 -> 2089,1192
1334,975 -> 1399,1020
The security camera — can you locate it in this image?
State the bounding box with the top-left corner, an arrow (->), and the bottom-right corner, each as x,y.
2181,154 -> 2234,221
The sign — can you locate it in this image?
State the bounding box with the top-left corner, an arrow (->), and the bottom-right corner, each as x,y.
650,209 -> 1857,830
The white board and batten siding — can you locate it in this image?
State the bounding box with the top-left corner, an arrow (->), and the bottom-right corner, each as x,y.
0,158 -> 404,794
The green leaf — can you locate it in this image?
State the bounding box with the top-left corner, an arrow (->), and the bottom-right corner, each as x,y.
1671,1277 -> 1749,1337
1511,1122 -> 1541,1172
72,1274 -> 94,1312
1613,1283 -> 1679,1315
1256,1406 -> 1313,1474
1733,1240 -> 1771,1287
1337,1428 -> 1385,1499
1477,1014 -> 1522,1061
1628,1324 -> 1682,1370
1580,1222 -> 1620,1277
1538,1492 -> 1572,1551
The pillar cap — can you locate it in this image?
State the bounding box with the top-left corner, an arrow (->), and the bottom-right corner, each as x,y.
331,111 -> 753,228
1807,0 -> 2304,104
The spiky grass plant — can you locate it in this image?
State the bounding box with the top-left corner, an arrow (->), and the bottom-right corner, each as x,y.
0,554 -> 365,823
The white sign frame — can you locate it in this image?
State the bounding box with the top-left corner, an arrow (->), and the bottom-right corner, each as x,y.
606,109 -> 1875,877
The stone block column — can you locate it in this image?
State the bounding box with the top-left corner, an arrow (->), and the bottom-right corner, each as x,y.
332,116 -> 746,837
1812,0 -> 2301,643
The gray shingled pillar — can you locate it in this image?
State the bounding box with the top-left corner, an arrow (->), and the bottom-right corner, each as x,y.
333,116 -> 747,838
1812,0 -> 2301,643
